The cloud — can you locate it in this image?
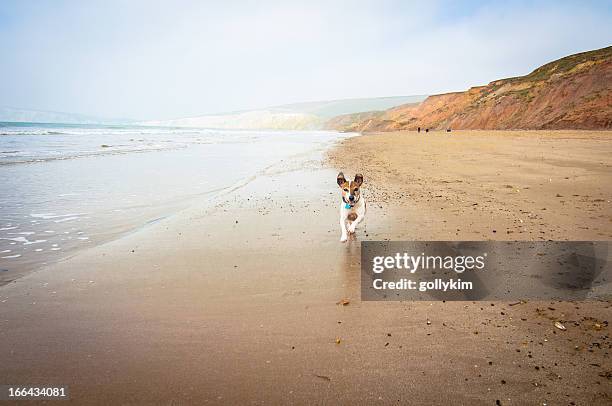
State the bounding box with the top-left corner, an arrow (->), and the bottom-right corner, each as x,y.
0,0 -> 610,120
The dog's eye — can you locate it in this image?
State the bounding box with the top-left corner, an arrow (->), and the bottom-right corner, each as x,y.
343,188 -> 349,192
354,188 -> 359,193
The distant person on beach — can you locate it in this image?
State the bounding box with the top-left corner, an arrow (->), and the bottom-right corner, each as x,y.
417,127 -> 421,133
425,128 -> 429,133
447,128 -> 451,132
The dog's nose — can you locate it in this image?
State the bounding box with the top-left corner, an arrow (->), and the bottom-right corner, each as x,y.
349,195 -> 355,201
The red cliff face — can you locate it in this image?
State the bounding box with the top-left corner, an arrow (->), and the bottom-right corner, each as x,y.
326,46 -> 612,132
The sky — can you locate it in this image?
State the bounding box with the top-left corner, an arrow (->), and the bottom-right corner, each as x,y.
0,0 -> 611,121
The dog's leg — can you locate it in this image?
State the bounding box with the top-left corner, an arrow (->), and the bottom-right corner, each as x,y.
346,219 -> 354,235
340,216 -> 348,242
347,213 -> 363,234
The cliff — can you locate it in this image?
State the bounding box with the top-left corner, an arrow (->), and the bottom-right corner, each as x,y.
326,46 -> 612,131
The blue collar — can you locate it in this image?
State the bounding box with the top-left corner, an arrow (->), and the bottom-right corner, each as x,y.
345,203 -> 351,209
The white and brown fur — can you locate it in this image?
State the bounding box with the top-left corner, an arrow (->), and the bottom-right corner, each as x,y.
337,172 -> 366,242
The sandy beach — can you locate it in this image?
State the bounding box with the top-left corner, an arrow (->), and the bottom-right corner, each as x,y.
327,130 -> 612,241
1,130 -> 611,405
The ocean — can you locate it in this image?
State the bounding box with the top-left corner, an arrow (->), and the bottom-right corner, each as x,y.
0,122 -> 351,281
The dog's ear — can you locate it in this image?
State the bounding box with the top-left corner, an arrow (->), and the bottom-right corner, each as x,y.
354,173 -> 364,186
337,172 -> 346,187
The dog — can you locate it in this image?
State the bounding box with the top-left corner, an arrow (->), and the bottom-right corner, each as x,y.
336,172 -> 366,242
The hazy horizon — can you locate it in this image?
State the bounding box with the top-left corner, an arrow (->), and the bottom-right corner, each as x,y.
1,94 -> 426,124
1,0 -> 611,121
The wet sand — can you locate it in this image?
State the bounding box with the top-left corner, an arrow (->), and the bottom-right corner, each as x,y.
1,130 -> 611,405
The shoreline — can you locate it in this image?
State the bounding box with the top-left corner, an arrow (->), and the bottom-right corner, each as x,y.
0,129 -> 351,286
1,130 -> 611,404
